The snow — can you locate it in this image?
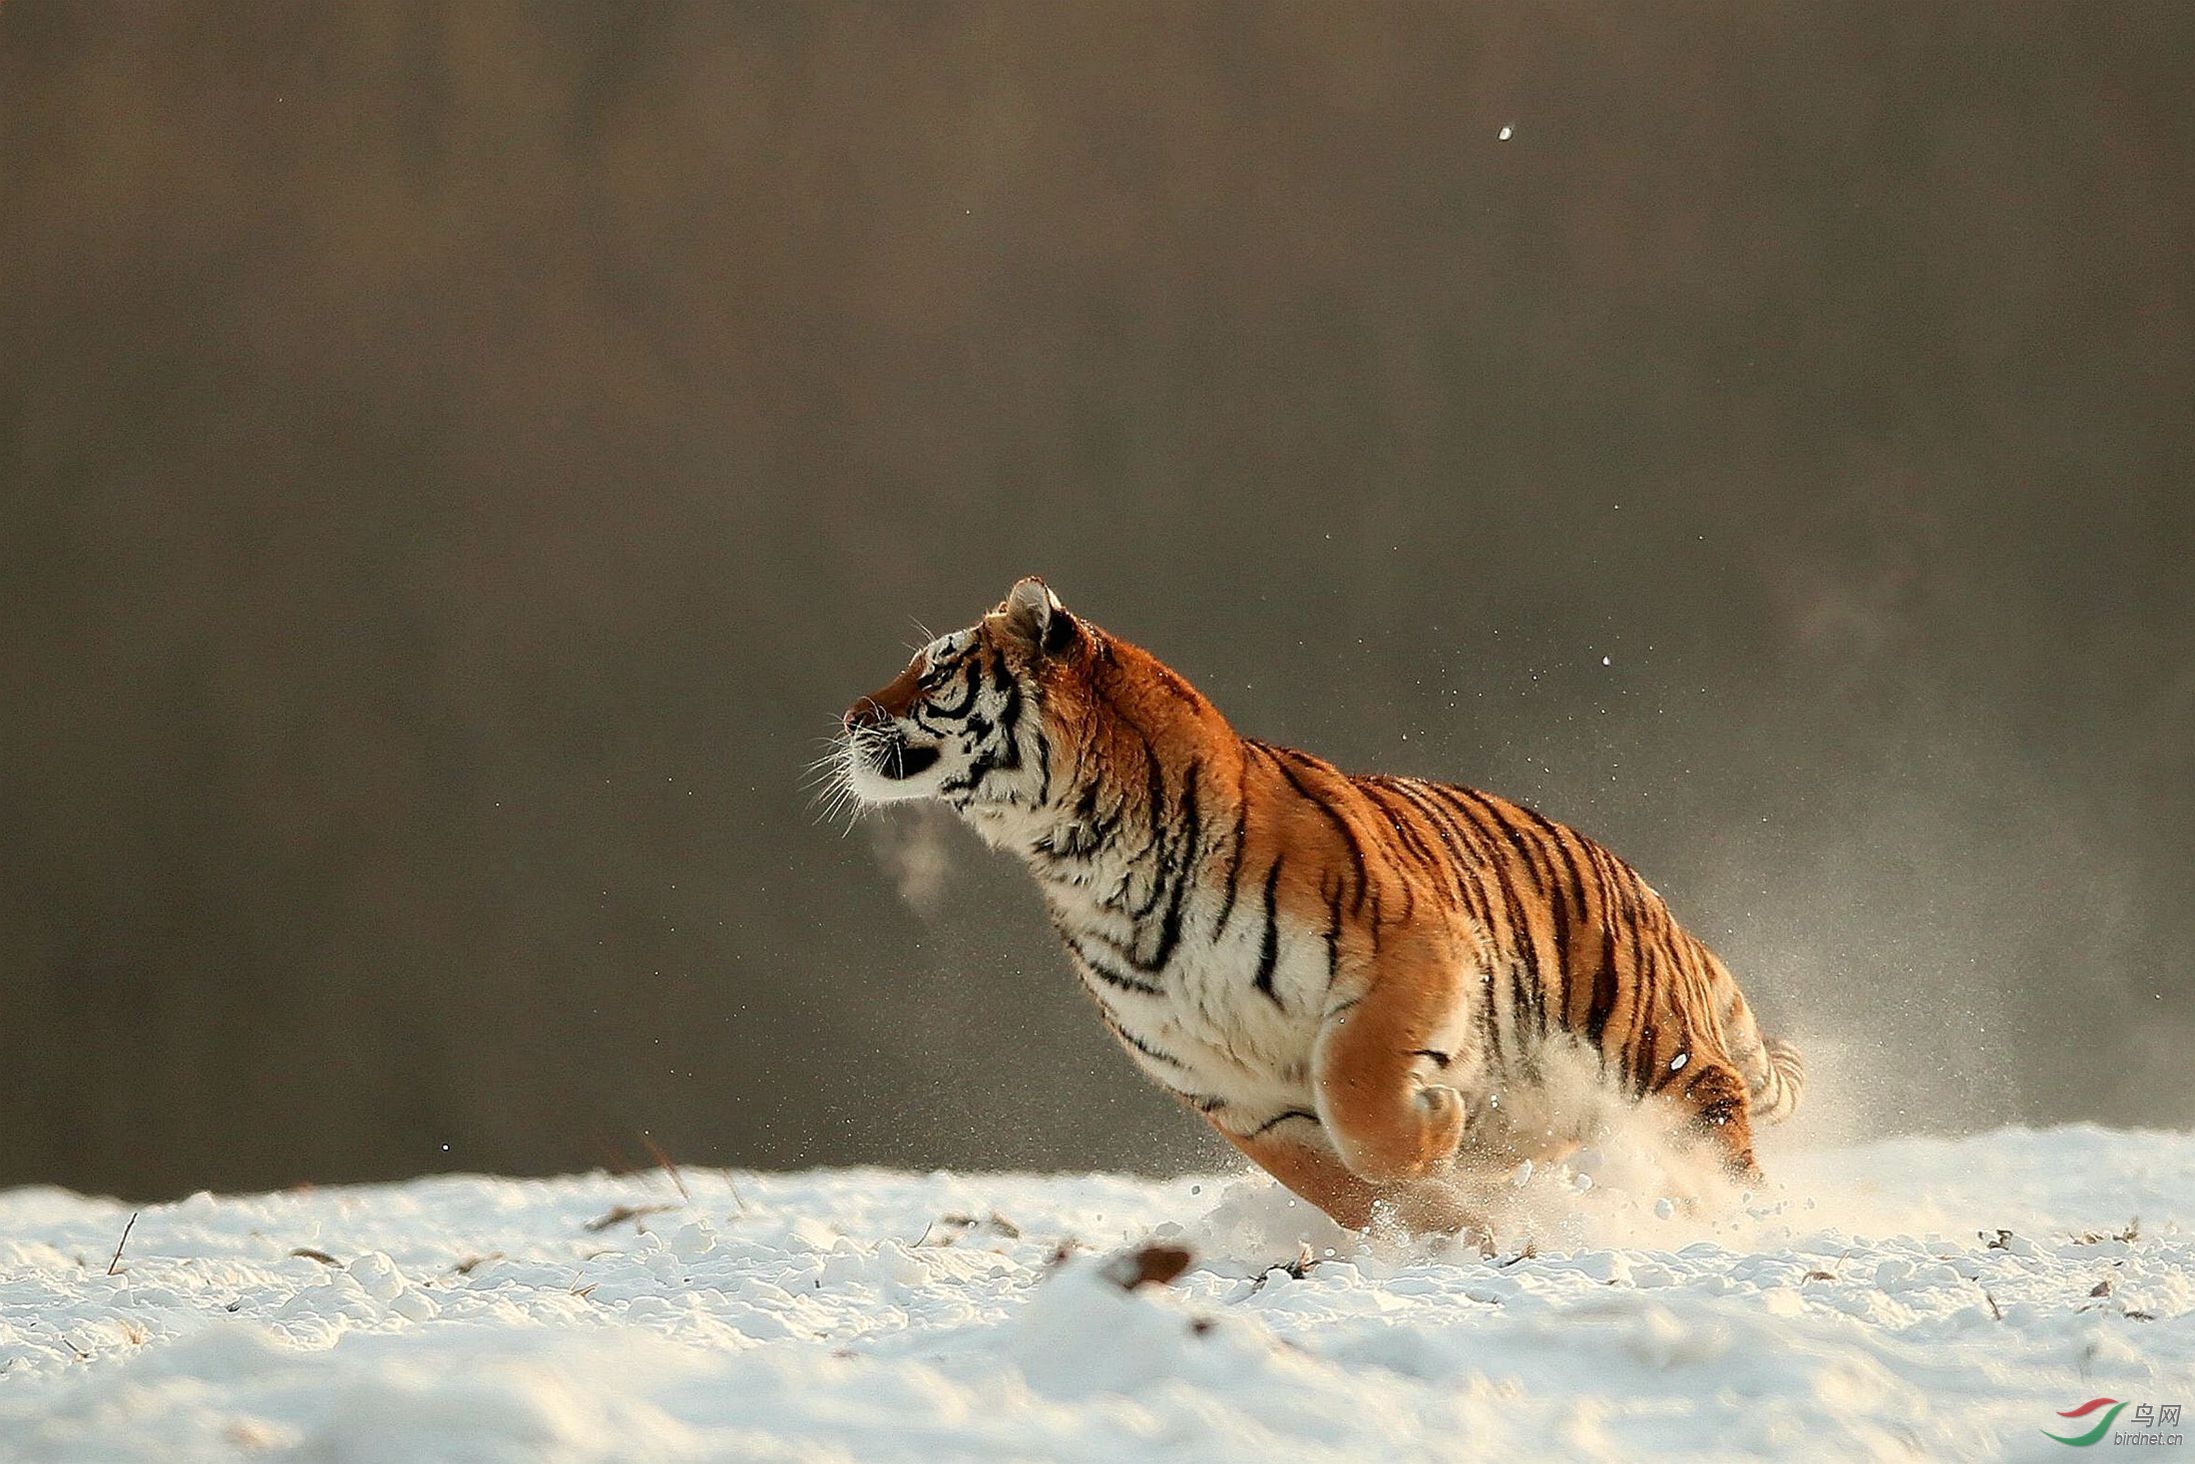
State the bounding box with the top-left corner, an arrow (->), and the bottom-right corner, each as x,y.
3,1126 -> 2191,1461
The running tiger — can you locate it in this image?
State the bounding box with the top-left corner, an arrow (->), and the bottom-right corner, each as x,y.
837,578 -> 1804,1238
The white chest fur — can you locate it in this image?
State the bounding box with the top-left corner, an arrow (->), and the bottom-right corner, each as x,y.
1039,875 -> 1329,1121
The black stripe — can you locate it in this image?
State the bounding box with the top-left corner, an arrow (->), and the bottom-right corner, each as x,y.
1361,778 -> 1441,869
1320,872 -> 1344,987
1630,1009 -> 1659,1094
941,713 -> 1001,793
992,683 -> 1023,773
1650,926 -> 1694,1088
1587,852 -> 1647,1087
927,663 -> 979,719
1606,926 -> 1624,1075
1213,762 -> 1251,938
1423,786 -> 1516,922
1516,805 -> 1599,1036
1511,807 -> 1592,1038
1437,788 -> 1545,1048
1139,757 -> 1201,973
1245,1109 -> 1320,1138
1102,1017 -> 1191,1071
1560,837 -> 1632,1061
1389,780 -> 1495,931
1080,654 -> 1175,884
1078,776 -> 1119,852
1595,848 -> 1658,1091
1251,858 -> 1284,1005
1585,864 -> 1622,1048
1071,937 -> 1164,996
1585,941 -> 1620,1046
1361,780 -> 1443,924
1476,965 -> 1506,1068
1126,734 -> 1170,920
1263,747 -> 1372,915
1639,908 -> 1697,1095
1404,783 -> 1518,1060
1033,705 -> 1052,804
1468,795 -> 1569,1037
1262,741 -> 1338,776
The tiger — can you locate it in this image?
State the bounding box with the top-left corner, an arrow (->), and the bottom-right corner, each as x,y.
837,577 -> 1804,1239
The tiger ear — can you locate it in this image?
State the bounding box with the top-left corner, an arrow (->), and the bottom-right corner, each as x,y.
999,576 -> 1077,658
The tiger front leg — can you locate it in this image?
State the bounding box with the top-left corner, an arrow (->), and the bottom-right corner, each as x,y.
1678,1059 -> 1763,1184
1216,1120 -> 1490,1248
1310,943 -> 1470,1188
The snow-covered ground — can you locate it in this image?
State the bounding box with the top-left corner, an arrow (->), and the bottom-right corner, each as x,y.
2,1127 -> 2191,1462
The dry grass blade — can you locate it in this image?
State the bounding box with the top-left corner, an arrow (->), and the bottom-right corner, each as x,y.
639,1133 -> 690,1202
290,1247 -> 340,1266
584,1202 -> 677,1233
589,1130 -> 639,1178
921,1211 -> 1017,1247
106,1211 -> 140,1275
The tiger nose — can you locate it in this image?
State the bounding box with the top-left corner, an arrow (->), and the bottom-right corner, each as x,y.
843,699 -> 890,734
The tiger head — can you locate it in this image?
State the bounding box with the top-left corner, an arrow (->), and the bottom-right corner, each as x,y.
837,577 -> 1082,825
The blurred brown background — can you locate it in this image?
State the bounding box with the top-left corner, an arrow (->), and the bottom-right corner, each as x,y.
2,4 -> 2190,1200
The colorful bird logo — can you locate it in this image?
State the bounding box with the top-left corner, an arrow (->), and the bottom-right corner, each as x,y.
2044,1398 -> 2128,1447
